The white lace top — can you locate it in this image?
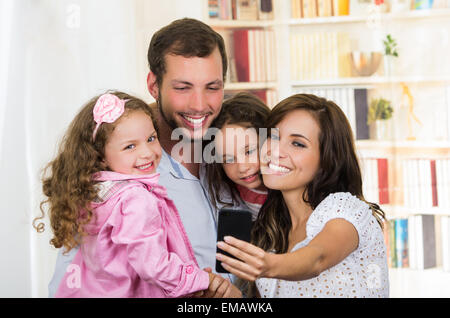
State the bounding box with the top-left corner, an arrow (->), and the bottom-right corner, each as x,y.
256,192 -> 389,298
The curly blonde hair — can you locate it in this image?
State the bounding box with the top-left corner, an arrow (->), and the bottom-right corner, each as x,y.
33,91 -> 158,252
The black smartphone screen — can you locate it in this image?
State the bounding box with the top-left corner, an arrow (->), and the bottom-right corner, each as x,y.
215,208 -> 253,273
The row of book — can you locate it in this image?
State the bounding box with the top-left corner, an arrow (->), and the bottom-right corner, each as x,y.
219,29 -> 277,83
224,89 -> 278,107
208,0 -> 274,20
384,215 -> 450,271
291,0 -> 450,19
290,32 -> 353,81
292,87 -> 373,140
402,158 -> 450,209
291,0 -> 344,18
361,157 -> 390,205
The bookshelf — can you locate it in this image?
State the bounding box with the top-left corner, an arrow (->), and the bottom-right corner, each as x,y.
204,0 -> 450,297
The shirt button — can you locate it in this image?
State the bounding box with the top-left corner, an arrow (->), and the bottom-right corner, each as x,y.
186,265 -> 194,274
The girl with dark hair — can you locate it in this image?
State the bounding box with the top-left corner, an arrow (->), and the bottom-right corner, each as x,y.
205,92 -> 271,220
216,94 -> 389,298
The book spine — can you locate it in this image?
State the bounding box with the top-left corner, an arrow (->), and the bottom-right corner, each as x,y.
377,158 -> 389,205
442,216 -> 450,272
208,0 -> 220,19
389,219 -> 397,267
430,160 -> 438,207
233,30 -> 250,82
354,88 -> 369,140
395,218 -> 409,268
422,215 -> 437,269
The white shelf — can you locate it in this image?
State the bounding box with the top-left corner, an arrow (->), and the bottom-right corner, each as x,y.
389,267 -> 450,297
356,140 -> 450,150
291,75 -> 450,87
382,205 -> 450,217
289,8 -> 450,26
206,19 -> 280,28
224,81 -> 278,90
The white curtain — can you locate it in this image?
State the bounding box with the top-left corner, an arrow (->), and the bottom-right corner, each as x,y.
0,0 -> 202,297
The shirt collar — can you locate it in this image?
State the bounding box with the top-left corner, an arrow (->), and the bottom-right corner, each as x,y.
158,149 -> 198,181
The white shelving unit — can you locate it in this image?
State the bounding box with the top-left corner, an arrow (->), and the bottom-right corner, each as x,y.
204,0 -> 450,298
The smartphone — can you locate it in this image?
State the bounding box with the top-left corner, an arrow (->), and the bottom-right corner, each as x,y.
215,208 -> 253,273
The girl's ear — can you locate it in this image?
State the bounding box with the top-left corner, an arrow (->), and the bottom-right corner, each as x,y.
147,71 -> 159,100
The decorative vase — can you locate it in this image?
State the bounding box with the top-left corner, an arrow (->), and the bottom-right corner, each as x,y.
383,55 -> 396,77
369,120 -> 393,140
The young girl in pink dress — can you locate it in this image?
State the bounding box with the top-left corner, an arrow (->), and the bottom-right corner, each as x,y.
35,92 -> 229,297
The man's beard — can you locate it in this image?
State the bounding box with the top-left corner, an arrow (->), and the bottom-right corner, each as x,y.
157,92 -> 179,131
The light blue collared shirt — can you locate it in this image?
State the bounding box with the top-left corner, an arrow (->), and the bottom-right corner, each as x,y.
48,149 -> 234,297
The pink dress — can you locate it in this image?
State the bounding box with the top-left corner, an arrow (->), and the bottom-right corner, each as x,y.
55,171 -> 209,298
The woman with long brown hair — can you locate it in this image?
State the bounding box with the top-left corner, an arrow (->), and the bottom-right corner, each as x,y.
216,94 -> 389,297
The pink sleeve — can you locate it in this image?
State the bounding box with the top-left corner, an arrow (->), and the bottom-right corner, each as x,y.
109,186 -> 209,297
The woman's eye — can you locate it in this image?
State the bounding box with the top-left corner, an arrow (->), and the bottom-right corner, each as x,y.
292,141 -> 306,148
246,148 -> 256,156
124,144 -> 135,150
148,135 -> 156,142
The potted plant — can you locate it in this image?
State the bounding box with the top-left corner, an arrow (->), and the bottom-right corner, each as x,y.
383,34 -> 399,76
368,98 -> 394,140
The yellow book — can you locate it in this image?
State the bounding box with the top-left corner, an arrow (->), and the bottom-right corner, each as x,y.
332,0 -> 350,16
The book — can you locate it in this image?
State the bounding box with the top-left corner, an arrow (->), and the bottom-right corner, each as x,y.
383,219 -> 391,267
258,0 -> 274,20
395,218 -> 409,268
408,215 -> 417,269
390,0 -> 412,12
337,32 -> 351,77
349,0 -> 373,16
303,0 -> 317,18
415,215 -> 437,269
436,159 -> 450,208
317,0 -> 333,17
236,0 -> 259,20
233,29 -> 250,82
430,160 -> 438,207
332,0 -> 350,16
291,0 -> 303,18
377,158 -> 389,205
208,0 -> 220,19
354,88 -> 369,140
442,216 -> 450,272
388,219 -> 397,267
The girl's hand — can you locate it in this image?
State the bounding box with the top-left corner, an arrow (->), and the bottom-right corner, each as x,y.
216,236 -> 275,281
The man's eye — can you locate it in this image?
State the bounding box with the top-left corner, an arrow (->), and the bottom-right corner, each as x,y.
124,144 -> 135,150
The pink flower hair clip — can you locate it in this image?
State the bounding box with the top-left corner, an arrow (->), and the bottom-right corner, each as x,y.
92,93 -> 127,141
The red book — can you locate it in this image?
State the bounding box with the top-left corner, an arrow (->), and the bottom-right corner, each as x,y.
377,158 -> 389,204
233,29 -> 250,82
250,90 -> 267,104
430,160 -> 438,207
